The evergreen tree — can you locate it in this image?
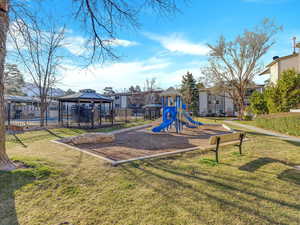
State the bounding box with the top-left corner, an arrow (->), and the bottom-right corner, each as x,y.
265,69 -> 300,112
65,89 -> 76,96
250,91 -> 268,115
4,64 -> 25,96
180,72 -> 199,115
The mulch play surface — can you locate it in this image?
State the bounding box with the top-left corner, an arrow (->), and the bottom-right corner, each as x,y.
59,125 -> 232,161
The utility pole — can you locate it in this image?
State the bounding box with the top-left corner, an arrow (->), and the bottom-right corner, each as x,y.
292,37 -> 297,54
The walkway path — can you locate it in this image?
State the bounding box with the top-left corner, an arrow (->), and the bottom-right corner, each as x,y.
224,120 -> 300,143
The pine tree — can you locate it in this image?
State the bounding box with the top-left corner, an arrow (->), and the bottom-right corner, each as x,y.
180,72 -> 199,115
4,64 -> 25,96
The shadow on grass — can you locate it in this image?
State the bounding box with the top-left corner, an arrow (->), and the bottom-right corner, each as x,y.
239,157 -> 295,172
284,140 -> 300,147
0,161 -> 52,225
278,169 -> 300,186
120,162 -> 298,225
45,129 -> 63,139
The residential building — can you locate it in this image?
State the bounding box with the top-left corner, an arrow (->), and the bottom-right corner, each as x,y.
199,85 -> 265,117
4,95 -> 59,120
260,42 -> 300,84
244,84 -> 265,106
199,89 -> 235,117
110,90 -> 163,110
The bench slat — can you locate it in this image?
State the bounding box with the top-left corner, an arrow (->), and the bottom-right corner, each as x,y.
209,132 -> 244,145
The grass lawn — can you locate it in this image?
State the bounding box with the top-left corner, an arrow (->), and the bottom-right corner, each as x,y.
1,119 -> 300,225
235,113 -> 300,137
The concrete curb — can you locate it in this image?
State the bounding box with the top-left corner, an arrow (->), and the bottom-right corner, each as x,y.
108,124 -> 152,135
51,140 -> 116,164
51,124 -> 153,165
51,123 -> 245,166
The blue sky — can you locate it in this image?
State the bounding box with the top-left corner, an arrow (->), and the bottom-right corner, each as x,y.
10,0 -> 300,93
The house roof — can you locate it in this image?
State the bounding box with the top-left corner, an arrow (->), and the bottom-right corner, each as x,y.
259,53 -> 299,76
160,88 -> 182,97
267,53 -> 299,67
58,89 -> 113,103
5,95 -> 40,103
110,90 -> 163,97
259,67 -> 271,75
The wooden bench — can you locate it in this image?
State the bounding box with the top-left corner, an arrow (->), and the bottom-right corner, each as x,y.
208,132 -> 246,163
6,125 -> 24,133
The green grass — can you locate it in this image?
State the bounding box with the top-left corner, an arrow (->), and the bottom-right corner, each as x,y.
6,120 -> 151,148
236,113 -> 300,137
1,119 -> 300,225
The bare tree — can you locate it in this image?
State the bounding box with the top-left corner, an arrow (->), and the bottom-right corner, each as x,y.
0,0 -> 180,170
144,77 -> 157,92
0,0 -> 15,170
144,78 -> 159,104
201,19 -> 281,118
9,15 -> 65,126
73,0 -> 179,63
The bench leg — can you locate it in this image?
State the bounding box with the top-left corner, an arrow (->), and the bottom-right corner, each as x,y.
239,133 -> 244,155
215,137 -> 220,163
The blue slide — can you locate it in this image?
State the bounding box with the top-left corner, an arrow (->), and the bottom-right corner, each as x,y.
182,110 -> 204,126
180,120 -> 197,128
152,107 -> 177,132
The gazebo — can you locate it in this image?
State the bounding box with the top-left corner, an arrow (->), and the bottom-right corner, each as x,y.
58,89 -> 114,128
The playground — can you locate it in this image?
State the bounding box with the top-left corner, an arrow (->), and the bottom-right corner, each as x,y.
58,124 -> 232,162
56,90 -> 237,164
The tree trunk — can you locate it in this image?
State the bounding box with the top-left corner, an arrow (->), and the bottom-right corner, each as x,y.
0,0 -> 16,171
238,98 -> 245,120
40,98 -> 46,127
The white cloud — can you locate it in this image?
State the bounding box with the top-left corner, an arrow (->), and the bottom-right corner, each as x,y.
58,57 -> 172,91
106,39 -> 139,47
7,20 -> 27,52
64,36 -> 87,56
145,32 -> 210,56
64,34 -> 138,56
57,55 -> 204,92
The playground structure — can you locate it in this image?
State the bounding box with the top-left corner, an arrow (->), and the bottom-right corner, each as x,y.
54,90 -> 238,165
152,90 -> 204,133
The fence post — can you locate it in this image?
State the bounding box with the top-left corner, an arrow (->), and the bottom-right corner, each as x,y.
111,102 -> 114,126
91,102 -> 94,129
77,100 -> 80,127
135,110 -> 137,122
99,103 -> 102,126
46,104 -> 48,127
58,101 -> 61,126
7,102 -> 11,126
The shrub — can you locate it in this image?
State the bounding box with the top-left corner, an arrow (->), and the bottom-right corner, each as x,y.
264,69 -> 300,113
277,69 -> 300,111
250,91 -> 268,115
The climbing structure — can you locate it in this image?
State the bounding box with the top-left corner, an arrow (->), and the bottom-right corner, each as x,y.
152,89 -> 204,133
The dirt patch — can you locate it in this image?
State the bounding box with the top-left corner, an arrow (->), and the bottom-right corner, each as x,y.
59,125 -> 232,161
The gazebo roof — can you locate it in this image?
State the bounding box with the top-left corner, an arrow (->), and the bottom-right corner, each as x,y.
5,95 -> 40,103
58,89 -> 113,103
143,104 -> 162,109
